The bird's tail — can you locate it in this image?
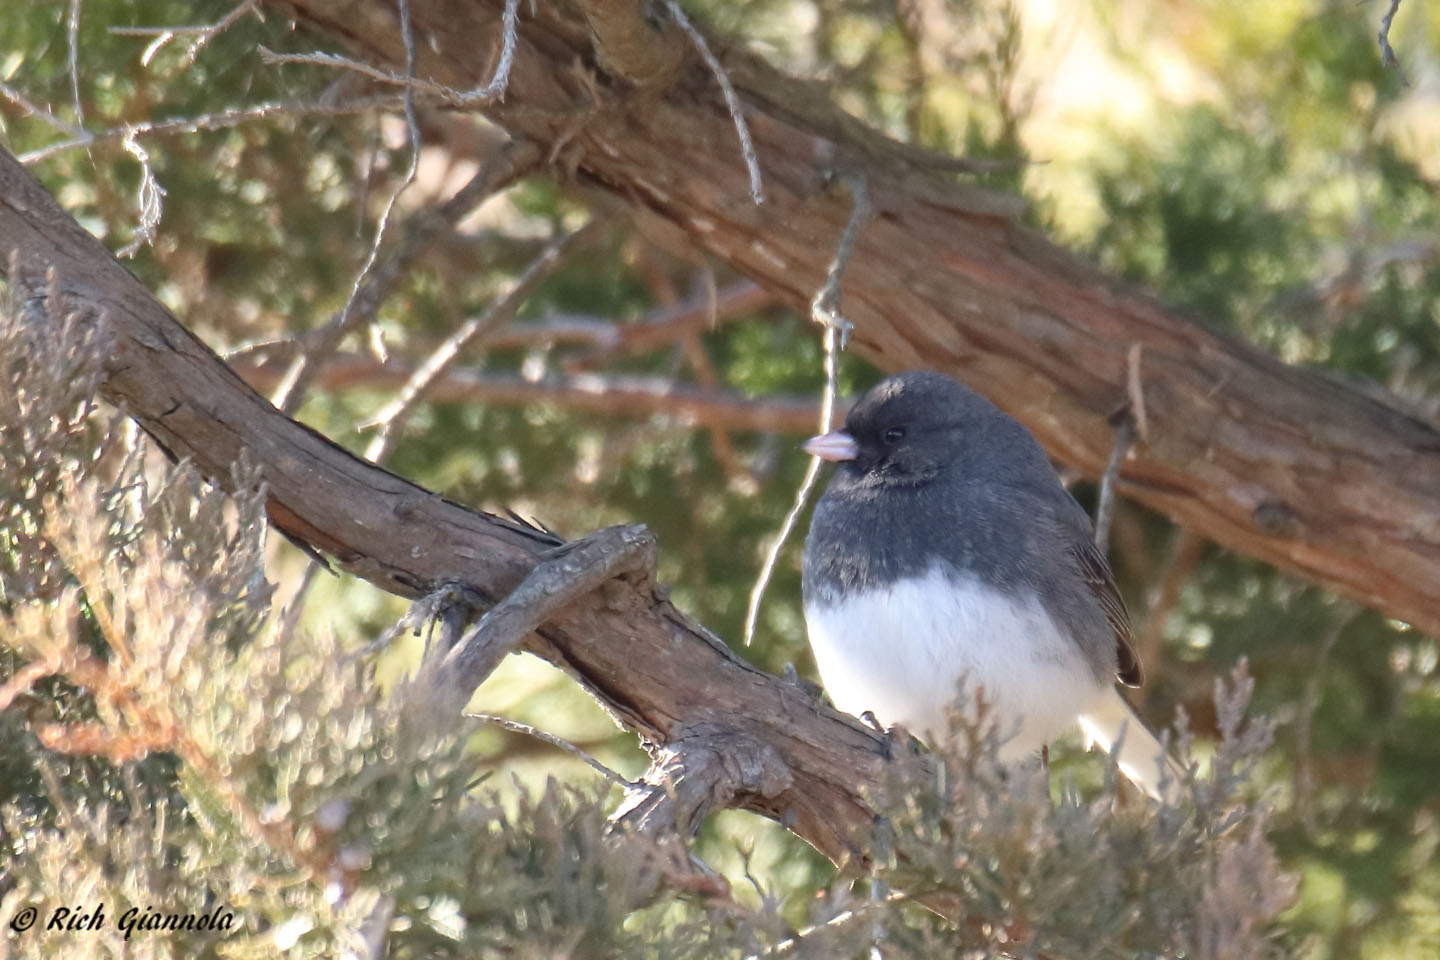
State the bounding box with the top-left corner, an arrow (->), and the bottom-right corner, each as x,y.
1077,689 -> 1183,801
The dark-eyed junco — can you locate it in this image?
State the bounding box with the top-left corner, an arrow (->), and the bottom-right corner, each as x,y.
802,370 -> 1174,796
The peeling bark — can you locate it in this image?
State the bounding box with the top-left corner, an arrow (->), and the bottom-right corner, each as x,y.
1,146 -> 888,869
5,0 -> 1440,878
266,0 -> 1440,637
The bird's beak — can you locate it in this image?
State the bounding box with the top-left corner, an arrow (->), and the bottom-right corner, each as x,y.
803,430 -> 859,462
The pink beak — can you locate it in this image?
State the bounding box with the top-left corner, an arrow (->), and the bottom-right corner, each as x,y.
803,430 -> 859,462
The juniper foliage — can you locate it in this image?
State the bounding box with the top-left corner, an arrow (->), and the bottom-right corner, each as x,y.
0,290 -> 1294,958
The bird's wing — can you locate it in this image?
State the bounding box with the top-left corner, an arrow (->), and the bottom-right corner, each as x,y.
1070,538 -> 1143,687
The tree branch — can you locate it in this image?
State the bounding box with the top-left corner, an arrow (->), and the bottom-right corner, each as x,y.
363,218 -> 607,462
427,524 -> 658,718
1378,0 -> 1405,69
272,137 -> 542,414
0,145 -> 888,871
267,0 -> 1440,637
573,0 -> 684,88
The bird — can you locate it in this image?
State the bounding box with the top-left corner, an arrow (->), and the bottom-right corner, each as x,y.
801,369 -> 1176,797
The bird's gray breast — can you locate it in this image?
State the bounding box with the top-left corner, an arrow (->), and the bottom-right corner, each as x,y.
802,476 -> 1117,684
803,478 -> 1019,605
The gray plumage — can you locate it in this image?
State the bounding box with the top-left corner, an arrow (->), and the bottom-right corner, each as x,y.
800,370 -> 1175,797
802,370 -> 1141,689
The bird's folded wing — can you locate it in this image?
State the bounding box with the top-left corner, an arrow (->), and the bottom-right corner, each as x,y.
1070,539 -> 1144,687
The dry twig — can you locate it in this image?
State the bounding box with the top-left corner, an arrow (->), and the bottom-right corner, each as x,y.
665,1 -> 764,205
744,175 -> 869,646
465,712 -> 631,785
67,0 -> 83,126
0,81 -> 86,140
110,0 -> 260,66
230,358 -> 826,435
1094,414 -> 1133,552
18,97 -> 403,165
424,525 -> 658,718
271,0 -> 424,412
269,139 -> 541,415
114,135 -> 166,258
258,0 -> 520,106
362,218 -> 605,462
1096,344 -> 1149,550
567,280 -> 771,370
1378,0 -> 1405,70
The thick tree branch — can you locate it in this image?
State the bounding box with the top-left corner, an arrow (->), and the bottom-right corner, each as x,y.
573,0 -> 684,88
0,146 -> 887,871
428,524 -> 658,717
267,0 -> 1440,637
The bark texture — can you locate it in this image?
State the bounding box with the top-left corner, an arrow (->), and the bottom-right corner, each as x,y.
6,0 -> 1440,877
267,0 -> 1440,636
1,146 -> 887,869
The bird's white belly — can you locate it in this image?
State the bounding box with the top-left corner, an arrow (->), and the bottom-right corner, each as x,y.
804,566 -> 1105,760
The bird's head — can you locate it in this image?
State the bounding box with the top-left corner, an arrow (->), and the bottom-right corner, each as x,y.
803,370 -> 992,486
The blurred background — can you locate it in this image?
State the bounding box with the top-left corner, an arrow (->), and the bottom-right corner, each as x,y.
3,1 -> 1439,955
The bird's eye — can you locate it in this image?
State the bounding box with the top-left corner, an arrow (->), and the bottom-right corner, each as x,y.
883,426 -> 906,444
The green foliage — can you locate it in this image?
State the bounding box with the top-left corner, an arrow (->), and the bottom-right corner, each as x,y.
0,292 -> 1294,958
1081,7 -> 1440,953
0,291 -> 768,958
4,0 -> 1440,956
870,672 -> 1292,958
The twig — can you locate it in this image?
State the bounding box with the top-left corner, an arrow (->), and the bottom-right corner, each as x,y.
744,892 -> 902,958
1096,344 -> 1150,548
1094,414 -> 1133,552
259,48 -> 434,91
1378,0 -> 1405,70
665,2 -> 765,205
363,218 -> 605,462
809,174 -> 871,351
270,138 -> 542,415
110,0 -> 258,38
357,0 -> 424,365
0,81 -> 87,140
1126,342 -> 1150,443
111,0 -> 259,66
115,134 -> 166,258
192,0 -> 257,65
226,310 -> 621,366
744,175 -> 869,645
465,712 -> 631,785
233,279 -> 769,370
425,525 -> 658,717
67,0 -> 83,128
17,96 -> 404,165
258,0 -> 520,106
